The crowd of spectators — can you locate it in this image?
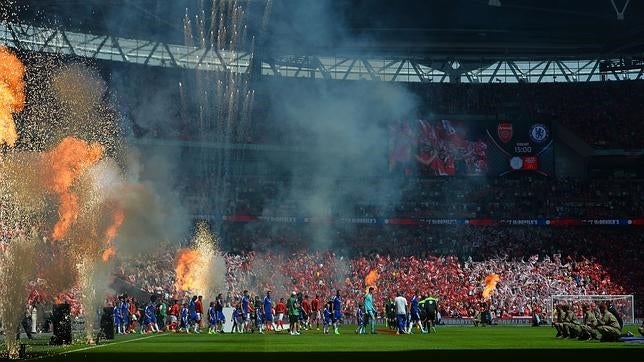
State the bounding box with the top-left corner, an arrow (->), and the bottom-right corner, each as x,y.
90,170 -> 644,321
3,203 -> 641,323
110,226 -> 642,320
179,176 -> 644,219
114,251 -> 176,297
3,171 -> 643,321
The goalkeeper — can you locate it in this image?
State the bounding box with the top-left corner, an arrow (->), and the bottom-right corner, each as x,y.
363,287 -> 377,334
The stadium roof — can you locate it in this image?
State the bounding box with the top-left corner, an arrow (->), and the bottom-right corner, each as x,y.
4,0 -> 644,58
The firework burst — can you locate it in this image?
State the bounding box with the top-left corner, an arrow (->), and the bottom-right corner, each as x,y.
174,221 -> 225,301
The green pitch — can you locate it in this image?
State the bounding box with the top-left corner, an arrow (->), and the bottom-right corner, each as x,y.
5,325 -> 643,361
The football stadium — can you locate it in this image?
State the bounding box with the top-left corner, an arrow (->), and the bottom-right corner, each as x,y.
0,0 -> 643,361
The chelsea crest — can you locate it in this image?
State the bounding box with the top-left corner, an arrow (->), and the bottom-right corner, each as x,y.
529,123 -> 548,143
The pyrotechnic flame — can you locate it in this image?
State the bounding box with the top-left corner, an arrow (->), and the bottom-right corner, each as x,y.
101,208 -> 124,262
175,248 -> 200,290
0,48 -> 126,349
53,192 -> 79,241
101,247 -> 116,262
42,136 -> 104,240
105,209 -> 125,242
482,273 -> 501,300
43,137 -> 104,193
364,269 -> 379,292
174,221 -> 218,298
0,46 -> 25,147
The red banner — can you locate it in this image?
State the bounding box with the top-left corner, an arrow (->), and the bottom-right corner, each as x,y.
548,218 -> 582,226
387,218 -> 418,225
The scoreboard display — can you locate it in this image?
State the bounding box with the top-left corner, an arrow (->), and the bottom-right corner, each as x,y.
486,121 -> 554,176
388,119 -> 554,177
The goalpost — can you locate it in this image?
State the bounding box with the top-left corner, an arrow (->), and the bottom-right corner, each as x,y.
549,294 -> 635,325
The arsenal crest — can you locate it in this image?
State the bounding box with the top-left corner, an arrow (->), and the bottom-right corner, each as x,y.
497,122 -> 513,143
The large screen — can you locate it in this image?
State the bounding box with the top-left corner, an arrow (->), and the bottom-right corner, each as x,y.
388,119 -> 554,177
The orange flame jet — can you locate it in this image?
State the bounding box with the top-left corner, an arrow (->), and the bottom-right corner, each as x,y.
174,249 -> 201,292
364,269 -> 379,292
0,47 -> 26,147
101,208 -> 124,262
42,136 -> 103,240
482,273 -> 501,300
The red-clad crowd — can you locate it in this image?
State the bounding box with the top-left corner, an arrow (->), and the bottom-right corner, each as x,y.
110,225 -> 641,320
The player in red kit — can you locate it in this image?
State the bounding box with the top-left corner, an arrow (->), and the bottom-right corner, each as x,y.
311,294 -> 321,330
195,295 -> 204,331
127,298 -> 139,333
168,300 -> 180,332
275,298 -> 287,331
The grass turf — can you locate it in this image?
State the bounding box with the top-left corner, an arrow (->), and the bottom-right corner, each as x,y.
5,324 -> 643,361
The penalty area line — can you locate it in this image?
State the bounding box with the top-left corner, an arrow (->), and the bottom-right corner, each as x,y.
62,333 -> 165,354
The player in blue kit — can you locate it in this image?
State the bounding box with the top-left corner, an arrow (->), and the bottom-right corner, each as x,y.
215,294 -> 225,333
188,295 -> 200,333
113,299 -> 123,335
241,290 -> 251,333
408,290 -> 426,334
180,303 -> 189,333
263,290 -> 275,332
355,303 -> 366,334
332,290 -> 343,335
120,296 -> 129,335
232,303 -> 243,334
207,301 -> 217,334
323,302 -> 332,334
143,300 -> 159,333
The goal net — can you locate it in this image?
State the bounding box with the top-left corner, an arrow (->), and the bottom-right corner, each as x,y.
550,294 -> 634,325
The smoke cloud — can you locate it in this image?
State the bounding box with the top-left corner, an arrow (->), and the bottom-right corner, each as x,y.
115,146 -> 191,253
256,0 -> 419,250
